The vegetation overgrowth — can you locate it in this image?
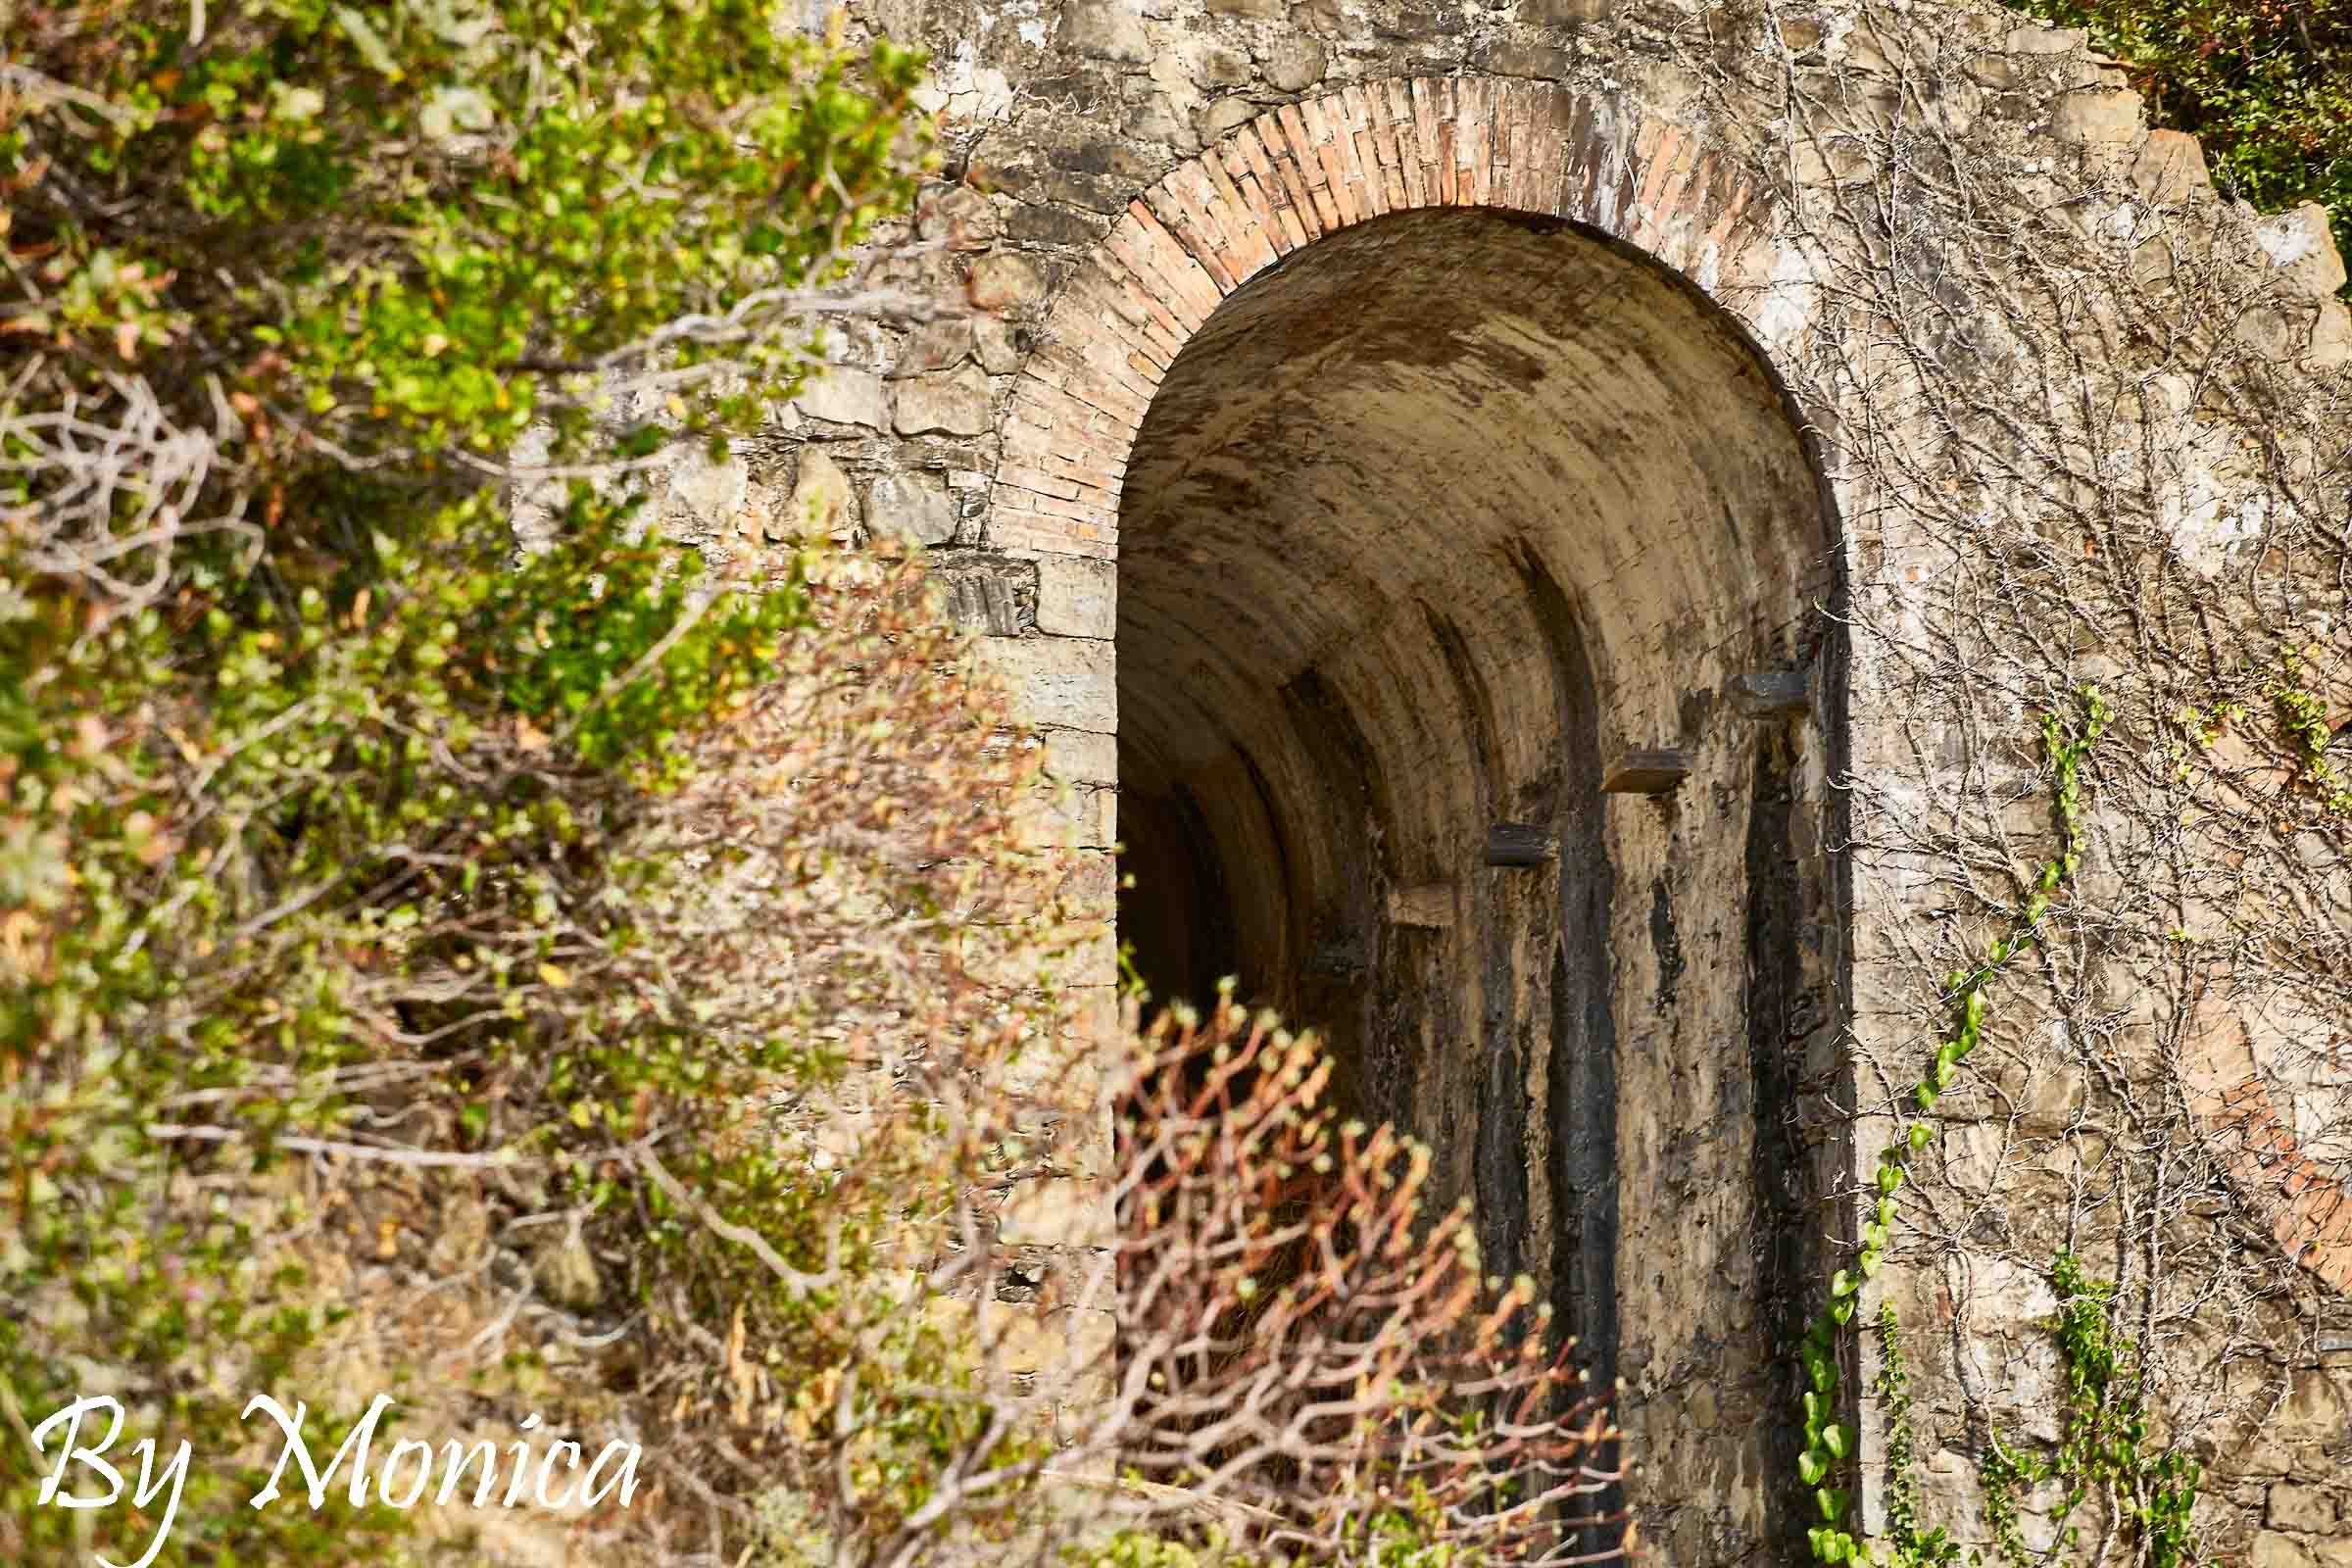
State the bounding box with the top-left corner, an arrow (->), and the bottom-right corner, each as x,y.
0,5 -> 1635,1564
2002,0 -> 2351,286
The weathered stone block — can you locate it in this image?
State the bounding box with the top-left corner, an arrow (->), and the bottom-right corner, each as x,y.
918,183 -> 1001,250
1992,1056 -> 2089,1135
2275,1367 -> 2352,1445
2131,128 -> 2211,204
1257,33 -> 1325,92
1524,0 -> 1611,23
1003,1022 -> 1114,1108
977,634 -> 1116,733
793,366 -> 890,429
2259,204 -> 2350,299
663,447 -> 748,532
1036,554 -> 1116,637
2007,23 -> 2087,53
975,316 -> 1026,374
1189,39 -> 1251,88
865,468 -> 960,546
1917,1447 -> 1992,1544
2249,1532 -> 2352,1568
787,449 -> 858,539
2270,1484 -> 2340,1533
888,318 -> 973,378
1043,726 -> 1116,784
936,555 -> 1038,634
895,364 -> 994,436
2051,87 -> 2143,145
1056,1306 -> 1116,1419
1132,94 -> 1196,153
967,906 -> 1115,986
1601,749 -> 1690,793
1062,0 -> 1151,64
1729,668 -> 1811,714
1479,37 -> 1574,79
1006,200 -> 1110,249
1792,135 -> 1876,187
1000,1177 -> 1114,1247
970,250 -> 1052,312
1054,848 -> 1118,913
926,1296 -> 1058,1373
2312,299 -> 2352,371
1197,94 -> 1259,142
1013,777 -> 1113,850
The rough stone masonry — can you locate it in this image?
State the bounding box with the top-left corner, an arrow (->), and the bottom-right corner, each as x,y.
635,0 -> 2352,1562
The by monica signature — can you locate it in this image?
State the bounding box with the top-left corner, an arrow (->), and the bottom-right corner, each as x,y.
29,1393 -> 644,1568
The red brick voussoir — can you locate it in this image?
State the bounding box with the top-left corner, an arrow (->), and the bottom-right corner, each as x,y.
2178,712 -> 2352,1296
986,75 -> 1784,563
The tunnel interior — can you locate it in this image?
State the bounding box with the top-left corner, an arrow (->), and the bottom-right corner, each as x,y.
1112,205 -> 1842,1547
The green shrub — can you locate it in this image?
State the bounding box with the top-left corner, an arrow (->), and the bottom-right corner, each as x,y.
0,3 -> 954,1561
4,11 -> 1645,1568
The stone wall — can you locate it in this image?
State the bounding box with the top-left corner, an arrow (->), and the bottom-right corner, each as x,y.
628,0 -> 2352,1561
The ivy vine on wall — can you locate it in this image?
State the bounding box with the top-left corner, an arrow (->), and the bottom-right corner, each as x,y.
1796,687 -> 2195,1568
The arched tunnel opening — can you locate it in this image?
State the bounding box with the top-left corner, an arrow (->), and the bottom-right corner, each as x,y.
1111,204 -> 1843,1547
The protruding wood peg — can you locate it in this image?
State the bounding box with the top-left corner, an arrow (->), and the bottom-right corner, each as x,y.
1601,749 -> 1690,795
1728,669 -> 1811,717
1484,822 -> 1555,866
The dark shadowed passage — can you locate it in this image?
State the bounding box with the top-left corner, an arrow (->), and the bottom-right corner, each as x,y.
1112,205 -> 1846,1557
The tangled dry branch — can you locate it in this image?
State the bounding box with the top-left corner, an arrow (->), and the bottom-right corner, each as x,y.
1661,0 -> 2352,1555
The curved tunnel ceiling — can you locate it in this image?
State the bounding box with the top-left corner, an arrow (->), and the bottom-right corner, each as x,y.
1122,209 -> 1826,756
1117,209 -> 1831,1004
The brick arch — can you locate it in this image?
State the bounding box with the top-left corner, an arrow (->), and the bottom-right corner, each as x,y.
986,76 -> 1785,559
990,74 -> 1843,1551
2181,994 -> 2352,1293
2180,711 -> 2352,1295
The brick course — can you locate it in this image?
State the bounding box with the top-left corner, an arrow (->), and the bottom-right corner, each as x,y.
988,78 -> 1774,560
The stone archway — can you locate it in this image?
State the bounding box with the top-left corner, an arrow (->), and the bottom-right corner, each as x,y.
988,78 -> 1853,1558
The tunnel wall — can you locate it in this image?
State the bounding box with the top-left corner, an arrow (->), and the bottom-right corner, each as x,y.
1082,169 -> 1847,1560
980,78 -> 1849,1562
621,3 -> 2352,1564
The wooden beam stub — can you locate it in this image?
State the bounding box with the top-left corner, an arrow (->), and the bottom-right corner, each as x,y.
1484,822 -> 1555,867
1728,669 -> 1811,716
1602,749 -> 1690,795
